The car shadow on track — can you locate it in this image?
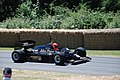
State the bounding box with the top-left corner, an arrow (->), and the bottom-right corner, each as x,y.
13,60 -> 91,66
71,61 -> 90,65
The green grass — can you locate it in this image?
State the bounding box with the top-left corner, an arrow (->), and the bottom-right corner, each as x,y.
70,49 -> 120,57
0,47 -> 13,50
87,50 -> 120,57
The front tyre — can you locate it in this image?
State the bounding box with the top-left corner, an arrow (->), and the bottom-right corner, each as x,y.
54,54 -> 68,66
11,50 -> 26,63
74,47 -> 86,57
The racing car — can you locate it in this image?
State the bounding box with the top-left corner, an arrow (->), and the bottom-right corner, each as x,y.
11,40 -> 91,65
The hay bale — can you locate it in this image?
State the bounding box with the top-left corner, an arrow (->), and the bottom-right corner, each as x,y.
0,29 -> 19,47
19,30 -> 51,45
84,29 -> 120,50
1,29 -> 119,50
65,31 -> 83,48
51,31 -> 67,47
51,30 -> 84,48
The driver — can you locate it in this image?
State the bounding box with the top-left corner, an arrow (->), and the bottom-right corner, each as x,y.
51,43 -> 59,50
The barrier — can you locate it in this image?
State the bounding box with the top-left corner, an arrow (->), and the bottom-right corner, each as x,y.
84,29 -> 120,50
0,29 -> 19,47
19,29 -> 51,45
0,29 -> 120,49
51,30 -> 83,48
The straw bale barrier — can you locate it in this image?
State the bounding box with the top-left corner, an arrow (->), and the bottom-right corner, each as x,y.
0,29 -> 19,47
0,29 -> 120,50
51,30 -> 84,48
51,31 -> 67,47
19,29 -> 51,45
84,29 -> 120,50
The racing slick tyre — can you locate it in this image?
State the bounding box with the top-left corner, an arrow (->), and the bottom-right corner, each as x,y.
11,50 -> 26,63
54,54 -> 68,66
74,47 -> 86,57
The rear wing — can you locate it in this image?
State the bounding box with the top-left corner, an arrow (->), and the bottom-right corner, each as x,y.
14,40 -> 35,50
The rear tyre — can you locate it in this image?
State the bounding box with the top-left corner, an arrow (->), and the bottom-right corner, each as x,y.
54,54 -> 68,66
11,50 -> 26,63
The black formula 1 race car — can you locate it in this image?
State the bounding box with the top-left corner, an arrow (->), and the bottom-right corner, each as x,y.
11,40 -> 91,66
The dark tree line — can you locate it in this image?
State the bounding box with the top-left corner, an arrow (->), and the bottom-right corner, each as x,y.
0,0 -> 21,21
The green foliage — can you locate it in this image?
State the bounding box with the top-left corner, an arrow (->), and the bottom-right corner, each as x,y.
0,0 -> 120,29
102,0 -> 120,12
0,0 -> 120,21
15,0 -> 41,19
0,18 -> 33,29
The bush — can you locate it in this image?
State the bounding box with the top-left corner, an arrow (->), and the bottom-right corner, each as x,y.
15,0 -> 41,19
102,0 -> 120,12
0,1 -> 120,29
0,18 -> 32,29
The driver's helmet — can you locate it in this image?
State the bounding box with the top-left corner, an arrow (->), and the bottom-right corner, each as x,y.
52,43 -> 59,50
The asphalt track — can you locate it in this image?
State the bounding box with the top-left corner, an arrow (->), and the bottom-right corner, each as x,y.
0,51 -> 120,76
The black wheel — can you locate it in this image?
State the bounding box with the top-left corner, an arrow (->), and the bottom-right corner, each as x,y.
74,47 -> 86,57
54,54 -> 68,66
11,50 -> 26,63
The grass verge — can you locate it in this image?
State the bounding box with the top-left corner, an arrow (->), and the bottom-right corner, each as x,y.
87,50 -> 120,57
0,69 -> 120,80
0,47 -> 13,50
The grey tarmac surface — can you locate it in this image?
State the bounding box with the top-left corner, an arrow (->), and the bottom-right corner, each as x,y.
0,50 -> 120,76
